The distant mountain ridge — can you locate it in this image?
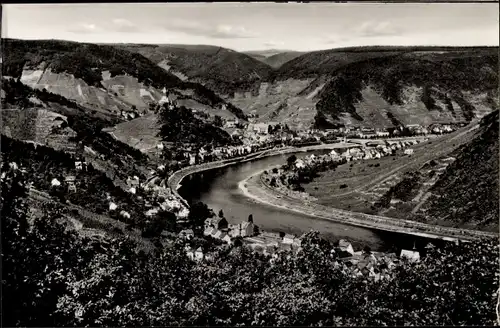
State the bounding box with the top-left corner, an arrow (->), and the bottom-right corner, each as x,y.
115,43 -> 274,97
5,39 -> 497,130
230,46 -> 499,129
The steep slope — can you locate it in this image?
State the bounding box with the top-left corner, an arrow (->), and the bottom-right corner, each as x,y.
116,43 -> 273,97
1,78 -> 152,181
420,110 -> 499,230
233,46 -> 498,129
313,48 -> 498,128
2,39 -> 245,120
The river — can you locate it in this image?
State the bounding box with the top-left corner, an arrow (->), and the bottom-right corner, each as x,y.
178,149 -> 446,252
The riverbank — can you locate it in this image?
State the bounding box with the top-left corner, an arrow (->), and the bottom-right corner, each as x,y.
167,142 -> 359,206
239,169 -> 497,242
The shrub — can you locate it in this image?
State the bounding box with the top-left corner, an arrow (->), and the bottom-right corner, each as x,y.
340,184 -> 348,189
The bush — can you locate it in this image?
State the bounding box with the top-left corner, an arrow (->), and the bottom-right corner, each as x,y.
340,184 -> 348,189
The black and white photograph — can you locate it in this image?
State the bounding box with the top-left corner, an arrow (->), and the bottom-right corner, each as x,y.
1,1 -> 499,326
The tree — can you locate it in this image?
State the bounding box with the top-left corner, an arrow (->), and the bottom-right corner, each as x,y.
213,115 -> 223,127
218,209 -> 224,218
287,155 -> 297,167
141,210 -> 176,238
188,202 -> 213,233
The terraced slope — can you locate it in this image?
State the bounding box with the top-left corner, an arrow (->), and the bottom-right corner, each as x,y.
2,39 -> 245,120
129,45 -> 497,129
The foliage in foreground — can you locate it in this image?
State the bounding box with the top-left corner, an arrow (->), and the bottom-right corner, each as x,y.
2,168 -> 499,327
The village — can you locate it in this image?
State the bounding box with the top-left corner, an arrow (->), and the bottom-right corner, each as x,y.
177,210 -> 423,281
37,93 -> 455,283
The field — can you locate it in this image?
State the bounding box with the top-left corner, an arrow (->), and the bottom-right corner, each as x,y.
303,123 -> 483,223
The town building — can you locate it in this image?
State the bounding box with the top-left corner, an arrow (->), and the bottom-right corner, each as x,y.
336,239 -> 355,257
51,178 -> 61,187
205,217 -> 229,231
158,87 -> 170,106
282,234 -> 296,245
400,249 -> 421,262
109,202 -> 118,211
404,148 -> 414,156
179,229 -> 194,240
65,176 -> 77,193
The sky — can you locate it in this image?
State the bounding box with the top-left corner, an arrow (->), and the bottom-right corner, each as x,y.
2,3 -> 499,52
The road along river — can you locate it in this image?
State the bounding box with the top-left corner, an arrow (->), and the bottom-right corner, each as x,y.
176,145 -> 460,252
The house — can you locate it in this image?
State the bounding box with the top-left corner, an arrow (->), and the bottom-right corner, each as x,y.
222,234 -> 232,244
205,217 -> 228,230
109,202 -> 118,211
400,249 -> 420,262
330,149 -> 339,157
250,123 -> 270,134
376,131 -> 390,137
404,148 -> 414,156
212,229 -> 227,240
158,87 -> 170,106
51,178 -> 61,187
127,176 -> 140,187
336,239 -> 355,257
282,234 -> 295,244
65,176 -> 77,193
120,210 -> 131,220
156,143 -> 164,150
179,229 -> 194,240
189,154 -> 196,165
204,226 -> 215,237
225,119 -> 239,128
295,159 -> 306,169
128,187 -> 137,194
145,208 -> 159,217
75,161 -> 83,171
194,247 -> 204,261
177,207 -> 189,220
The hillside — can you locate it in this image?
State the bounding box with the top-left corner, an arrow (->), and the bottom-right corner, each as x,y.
157,106 -> 234,146
229,46 -> 498,129
243,49 -> 305,68
1,78 -> 152,181
116,43 -> 273,96
420,110 -> 499,229
262,51 -> 305,68
2,39 -> 245,120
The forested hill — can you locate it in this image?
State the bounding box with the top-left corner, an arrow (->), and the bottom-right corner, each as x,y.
313,47 -> 498,122
115,43 -> 274,96
2,39 -> 182,89
423,110 -> 499,229
1,39 -> 245,114
158,106 -> 234,146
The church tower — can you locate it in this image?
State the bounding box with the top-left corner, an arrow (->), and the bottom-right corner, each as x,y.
159,87 -> 170,106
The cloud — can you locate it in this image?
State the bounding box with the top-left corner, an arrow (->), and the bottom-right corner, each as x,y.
111,18 -> 140,33
263,40 -> 285,48
322,35 -> 351,45
161,19 -> 257,39
322,21 -> 402,46
67,22 -> 102,34
355,21 -> 401,38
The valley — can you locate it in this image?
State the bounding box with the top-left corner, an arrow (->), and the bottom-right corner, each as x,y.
1,29 -> 498,327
